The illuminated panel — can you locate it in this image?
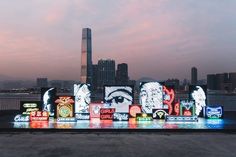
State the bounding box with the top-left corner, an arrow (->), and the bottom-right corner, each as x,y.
152,109 -> 168,119
14,114 -> 30,122
30,121 -> 49,129
30,111 -> 49,121
129,105 -> 142,118
41,88 -> 56,117
113,113 -> 129,121
89,103 -> 104,118
205,106 -> 223,119
76,113 -> 90,120
166,116 -> 198,122
55,96 -> 76,122
100,108 -> 115,120
20,101 -> 41,115
136,113 -> 153,121
139,82 -> 163,113
74,84 -> 91,114
180,100 -> 195,116
104,86 -> 133,113
189,85 -> 207,117
163,86 -> 175,114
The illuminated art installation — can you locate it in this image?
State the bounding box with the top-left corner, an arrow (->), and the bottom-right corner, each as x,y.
74,84 -> 91,114
30,111 -> 49,121
41,88 -> 56,117
14,114 -> 29,122
189,85 -> 207,117
129,105 -> 142,118
104,86 -> 133,113
55,96 -> 75,122
163,86 -> 175,114
139,82 -> 163,113
152,109 -> 168,119
20,101 -> 41,115
90,103 -> 104,118
180,100 -> 195,116
205,106 -> 223,119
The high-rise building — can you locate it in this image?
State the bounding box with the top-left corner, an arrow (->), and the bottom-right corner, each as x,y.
191,67 -> 198,85
207,74 -> 216,90
81,28 -> 92,85
97,59 -> 115,89
36,78 -> 48,88
92,64 -> 98,90
116,63 -> 129,85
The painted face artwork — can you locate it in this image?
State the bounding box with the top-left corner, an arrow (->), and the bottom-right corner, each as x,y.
139,82 -> 163,113
104,86 -> 133,113
191,86 -> 206,116
42,88 -> 56,117
74,84 -> 91,113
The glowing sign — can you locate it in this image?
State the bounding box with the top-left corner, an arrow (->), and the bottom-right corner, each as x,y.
163,86 -> 175,114
152,109 -> 168,119
76,113 -> 90,120
41,88 -> 56,117
205,106 -> 223,119
129,105 -> 142,118
14,114 -> 30,122
55,96 -> 75,122
104,86 -> 133,113
180,100 -> 195,116
136,113 -> 153,121
20,101 -> 41,115
166,116 -> 198,122
139,82 -> 163,113
189,85 -> 207,117
74,84 -> 91,114
113,113 -> 129,121
89,103 -> 104,118
30,111 -> 49,121
100,108 -> 115,120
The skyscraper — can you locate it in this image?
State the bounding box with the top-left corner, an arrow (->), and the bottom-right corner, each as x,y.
97,59 -> 116,89
191,67 -> 198,85
81,28 -> 92,85
116,63 -> 129,85
36,78 -> 48,88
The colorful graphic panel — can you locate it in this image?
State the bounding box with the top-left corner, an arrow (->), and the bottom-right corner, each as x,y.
74,84 -> 91,114
136,113 -> 153,121
205,106 -> 223,119
20,101 -> 41,115
104,86 -> 133,113
90,103 -> 104,118
189,85 -> 207,117
129,105 -> 142,118
139,82 -> 163,113
41,88 -> 56,117
55,96 -> 75,122
30,111 -> 49,121
113,113 -> 129,121
163,86 -> 175,114
152,109 -> 168,119
100,108 -> 115,120
180,100 -> 195,116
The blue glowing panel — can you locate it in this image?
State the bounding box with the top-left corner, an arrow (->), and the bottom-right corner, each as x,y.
139,82 -> 163,113
14,114 -> 30,122
41,88 -> 56,117
180,100 -> 195,116
152,109 -> 168,119
74,84 -> 91,114
76,113 -> 90,120
166,116 -> 198,122
205,106 -> 223,119
189,85 -> 207,117
104,86 -> 133,113
113,113 -> 129,121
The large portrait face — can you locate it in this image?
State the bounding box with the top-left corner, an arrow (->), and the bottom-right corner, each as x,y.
41,88 -> 56,117
139,82 -> 163,113
74,84 -> 91,113
104,86 -> 133,113
189,85 -> 207,116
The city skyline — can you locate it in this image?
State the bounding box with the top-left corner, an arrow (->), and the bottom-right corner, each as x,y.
0,1 -> 236,81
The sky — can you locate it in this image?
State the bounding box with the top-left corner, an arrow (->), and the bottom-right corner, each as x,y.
0,0 -> 236,81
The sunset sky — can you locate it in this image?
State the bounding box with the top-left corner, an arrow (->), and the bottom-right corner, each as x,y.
0,0 -> 236,81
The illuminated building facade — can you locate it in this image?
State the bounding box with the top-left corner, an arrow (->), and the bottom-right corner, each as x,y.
81,28 -> 92,85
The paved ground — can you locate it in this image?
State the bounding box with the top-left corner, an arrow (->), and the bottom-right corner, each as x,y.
0,132 -> 236,157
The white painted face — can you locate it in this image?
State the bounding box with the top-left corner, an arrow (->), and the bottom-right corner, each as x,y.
139,82 -> 163,113
74,84 -> 91,113
191,86 -> 206,116
104,86 -> 133,113
43,88 -> 54,114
